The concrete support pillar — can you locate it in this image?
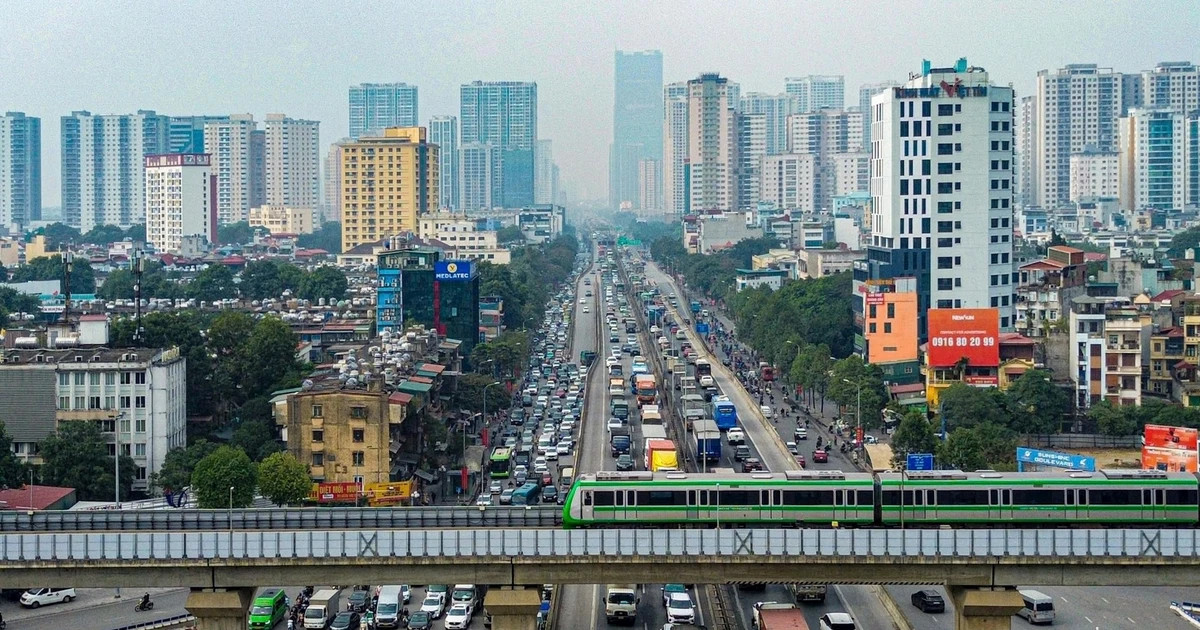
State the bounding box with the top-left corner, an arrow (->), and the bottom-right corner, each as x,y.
950,586 -> 1025,630
483,587 -> 543,630
186,587 -> 255,630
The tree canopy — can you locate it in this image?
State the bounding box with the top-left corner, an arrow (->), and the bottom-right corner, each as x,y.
8,254 -> 96,294
297,266 -> 348,302
191,445 -> 257,509
151,439 -> 219,493
257,451 -> 312,506
297,221 -> 342,254
217,221 -> 257,246
39,421 -> 136,501
0,421 -> 30,490
188,264 -> 238,302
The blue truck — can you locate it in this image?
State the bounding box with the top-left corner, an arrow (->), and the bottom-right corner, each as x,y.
691,419 -> 722,461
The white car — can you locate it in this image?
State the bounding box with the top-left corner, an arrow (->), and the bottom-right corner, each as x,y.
556,441 -> 572,456
666,592 -> 696,624
545,448 -> 559,461
760,405 -> 773,418
443,603 -> 473,629
726,428 -> 745,445
608,418 -> 625,434
20,587 -> 76,608
421,594 -> 446,618
819,612 -> 857,630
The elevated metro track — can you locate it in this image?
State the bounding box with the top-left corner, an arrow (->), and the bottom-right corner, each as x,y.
0,527 -> 1198,589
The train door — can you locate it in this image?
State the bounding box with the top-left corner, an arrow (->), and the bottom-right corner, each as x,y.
987,488 -> 1010,522
613,489 -> 630,522
1144,488 -> 1165,521
687,489 -> 702,522
1062,487 -> 1080,521
832,489 -> 847,522
907,488 -> 927,521
762,489 -> 781,522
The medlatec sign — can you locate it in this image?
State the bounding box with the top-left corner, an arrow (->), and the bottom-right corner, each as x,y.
434,260 -> 475,282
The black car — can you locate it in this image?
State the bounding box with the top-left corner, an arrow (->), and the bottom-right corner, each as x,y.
407,610 -> 433,629
330,611 -> 361,630
910,589 -> 945,613
347,588 -> 370,613
733,445 -> 751,462
542,486 -> 559,503
615,454 -> 635,471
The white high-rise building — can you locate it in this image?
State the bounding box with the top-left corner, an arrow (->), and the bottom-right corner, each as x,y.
264,114 -> 319,210
663,82 -> 689,216
760,153 -> 816,213
203,115 -> 259,225
736,113 -> 765,210
868,59 -> 1015,331
349,83 -> 418,139
859,82 -> 899,142
1034,64 -> 1125,208
637,159 -> 662,214
0,112 -> 40,231
786,75 -> 845,113
1139,62 -> 1200,114
323,139 -> 349,223
1069,150 -> 1119,203
460,142 -> 498,212
144,153 -> 214,254
1118,109 -> 1189,211
687,74 -> 737,213
61,110 -> 169,230
1015,95 -> 1037,207
830,152 -> 871,197
787,108 -> 865,211
429,116 -> 458,210
739,93 -> 798,155
535,139 -> 556,204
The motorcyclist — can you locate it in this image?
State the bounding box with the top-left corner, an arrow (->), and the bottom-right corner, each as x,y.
140,593 -> 151,610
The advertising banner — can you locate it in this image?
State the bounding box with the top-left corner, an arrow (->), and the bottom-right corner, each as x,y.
309,481 -> 360,503
926,308 -> 1000,367
363,480 -> 413,506
434,260 -> 474,282
1144,424 -> 1199,451
1141,446 -> 1199,473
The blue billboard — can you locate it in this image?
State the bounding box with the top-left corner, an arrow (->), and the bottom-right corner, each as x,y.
1016,447 -> 1096,472
906,453 -> 935,471
434,260 -> 475,282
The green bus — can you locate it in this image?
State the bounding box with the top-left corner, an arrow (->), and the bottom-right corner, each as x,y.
511,482 -> 542,506
489,447 -> 513,479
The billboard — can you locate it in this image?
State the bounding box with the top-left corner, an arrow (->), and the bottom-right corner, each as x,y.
435,260 -> 475,282
1144,424 -> 1199,451
308,481 -> 360,503
1141,446 -> 1199,473
1016,447 -> 1096,472
926,308 -> 1000,368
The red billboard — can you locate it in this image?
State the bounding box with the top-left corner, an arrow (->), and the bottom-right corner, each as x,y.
308,481 -> 360,503
1144,424 -> 1199,451
926,308 -> 1000,368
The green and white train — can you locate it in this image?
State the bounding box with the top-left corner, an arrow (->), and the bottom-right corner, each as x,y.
561,469 -> 1200,528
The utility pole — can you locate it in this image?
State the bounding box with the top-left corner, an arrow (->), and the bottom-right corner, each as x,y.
62,250 -> 74,325
132,249 -> 145,344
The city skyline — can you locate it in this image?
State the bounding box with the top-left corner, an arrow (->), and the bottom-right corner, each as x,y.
1,1 -> 1197,207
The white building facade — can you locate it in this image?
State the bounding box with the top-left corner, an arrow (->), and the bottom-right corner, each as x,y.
760,153 -> 816,213
144,154 -> 214,254
429,116 -> 458,210
1034,64 -> 1125,208
0,112 -> 40,231
203,115 -> 259,225
1118,108 -> 1190,211
687,74 -> 737,213
786,75 -> 845,113
1068,150 -> 1119,203
61,110 -> 170,231
663,82 -> 690,216
264,114 -> 320,210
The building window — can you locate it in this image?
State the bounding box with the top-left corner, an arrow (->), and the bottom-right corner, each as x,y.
868,323 -> 877,334
350,406 -> 368,419
58,373 -> 69,386
90,373 -> 100,386
135,396 -> 146,408
136,418 -> 146,432
120,372 -> 132,385
74,372 -> 85,386
135,443 -> 146,457
135,373 -> 146,385
104,396 -> 115,409
58,396 -> 70,409
884,322 -> 892,333
312,405 -> 323,418
74,396 -> 85,409
312,429 -> 324,442
353,429 -> 365,442
106,372 -> 116,385
89,396 -> 101,409
352,451 -> 365,466
312,453 -> 324,467
120,396 -> 131,409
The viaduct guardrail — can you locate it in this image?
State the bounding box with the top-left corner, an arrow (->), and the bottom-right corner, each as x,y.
2,528 -> 1199,589
0,506 -> 563,532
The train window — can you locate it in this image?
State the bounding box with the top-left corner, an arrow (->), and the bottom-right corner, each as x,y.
584,492 -> 593,506
857,490 -> 874,506
938,490 -> 989,505
637,490 -> 686,506
699,490 -> 709,506
1065,490 -> 1074,506
688,490 -> 697,506
614,491 -> 625,506
1089,489 -> 1141,505
881,490 -> 900,505
905,490 -> 924,506
989,489 -> 1000,505
782,490 -> 834,505
773,490 -> 783,506
718,490 -> 757,505
1167,490 -> 1199,505
1012,489 -> 1064,505
592,491 -> 613,506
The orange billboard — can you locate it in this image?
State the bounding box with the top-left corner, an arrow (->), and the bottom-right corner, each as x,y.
1141,446 -> 1199,473
1144,424 -> 1199,450
926,308 -> 1000,368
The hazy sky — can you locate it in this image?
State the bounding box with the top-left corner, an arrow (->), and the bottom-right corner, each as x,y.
3,0 -> 1198,208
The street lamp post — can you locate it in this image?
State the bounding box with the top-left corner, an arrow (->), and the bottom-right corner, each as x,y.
842,378 -> 862,447
114,411 -> 124,508
228,486 -> 234,534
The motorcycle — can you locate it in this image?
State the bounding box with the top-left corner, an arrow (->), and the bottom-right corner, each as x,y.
135,600 -> 155,612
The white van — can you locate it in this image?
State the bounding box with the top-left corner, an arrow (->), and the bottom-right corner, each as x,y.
1016,589 -> 1055,625
375,585 -> 405,629
20,587 -> 76,608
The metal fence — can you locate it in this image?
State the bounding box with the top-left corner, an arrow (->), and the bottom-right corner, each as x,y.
1,528 -> 1196,563
0,506 -> 563,532
1022,434 -> 1141,449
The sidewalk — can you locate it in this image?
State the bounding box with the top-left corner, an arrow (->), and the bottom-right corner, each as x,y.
0,587 -> 184,623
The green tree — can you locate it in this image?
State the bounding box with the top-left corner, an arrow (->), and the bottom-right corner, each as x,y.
0,421 -> 30,490
125,224 -> 146,241
218,221 -> 255,246
191,445 -> 257,509
231,420 -> 282,462
110,312 -> 214,416
496,225 -> 525,244
297,221 -> 343,254
890,411 -> 939,469
256,451 -> 312,506
188,264 -> 238,302
245,316 -> 303,396
39,421 -> 136,501
239,259 -> 284,300
1167,226 -> 1200,259
1089,401 -> 1138,436
453,373 -> 511,414
82,224 -> 127,245
151,439 -> 219,493
937,422 -> 1018,472
0,286 -> 41,315
297,266 -> 348,301
937,383 -> 1012,432
1004,369 -> 1070,434
97,269 -> 136,300
38,222 -> 82,249
278,263 -> 306,294
826,355 -> 888,428
8,254 -> 96,294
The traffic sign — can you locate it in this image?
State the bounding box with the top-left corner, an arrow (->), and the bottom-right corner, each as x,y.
1016,447 -> 1095,472
906,453 -> 935,471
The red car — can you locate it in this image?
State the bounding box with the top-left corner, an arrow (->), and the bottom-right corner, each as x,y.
794,454 -> 807,468
812,449 -> 829,464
